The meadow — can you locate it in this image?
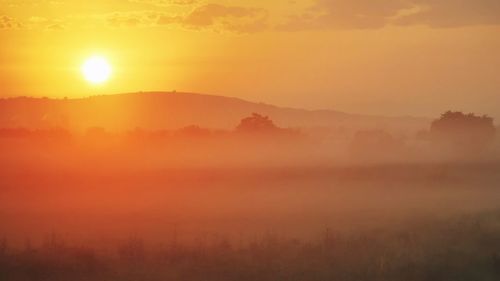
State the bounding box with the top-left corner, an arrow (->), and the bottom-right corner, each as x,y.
1,131 -> 500,280
2,161 -> 500,280
1,209 -> 500,281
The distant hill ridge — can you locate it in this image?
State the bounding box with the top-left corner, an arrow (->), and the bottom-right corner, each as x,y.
0,92 -> 429,132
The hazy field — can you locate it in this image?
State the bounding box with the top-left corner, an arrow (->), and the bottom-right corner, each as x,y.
2,162 -> 500,241
2,165 -> 500,280
1,135 -> 500,280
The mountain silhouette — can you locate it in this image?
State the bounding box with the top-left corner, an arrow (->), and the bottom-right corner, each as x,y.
0,92 -> 428,132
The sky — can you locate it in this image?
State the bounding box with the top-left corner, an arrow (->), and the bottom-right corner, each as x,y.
0,0 -> 499,118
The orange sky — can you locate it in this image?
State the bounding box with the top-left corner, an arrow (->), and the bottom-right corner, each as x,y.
1,0 -> 500,118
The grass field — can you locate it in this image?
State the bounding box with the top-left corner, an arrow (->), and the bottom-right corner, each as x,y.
1,161 -> 500,280
1,210 -> 500,281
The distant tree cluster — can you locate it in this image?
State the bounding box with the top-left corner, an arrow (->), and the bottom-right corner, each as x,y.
430,111 -> 495,151
236,113 -> 279,133
235,113 -> 298,136
72,113 -> 300,142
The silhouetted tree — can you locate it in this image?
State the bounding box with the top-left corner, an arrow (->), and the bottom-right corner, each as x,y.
430,111 -> 495,152
236,113 -> 279,133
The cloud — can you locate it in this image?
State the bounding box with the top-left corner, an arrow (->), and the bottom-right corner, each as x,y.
104,11 -> 185,28
3,1 -> 499,33
0,0 -> 62,8
0,15 -> 22,29
28,16 -> 67,30
1,2 -> 268,34
154,3 -> 269,33
0,14 -> 68,31
395,0 -> 500,28
106,11 -> 159,27
281,0 -> 407,30
77,4 -> 268,33
180,4 -> 269,33
0,14 -> 66,31
279,0 -> 500,30
128,0 -> 197,7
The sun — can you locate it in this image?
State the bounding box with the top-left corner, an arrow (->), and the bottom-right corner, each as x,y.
82,56 -> 112,84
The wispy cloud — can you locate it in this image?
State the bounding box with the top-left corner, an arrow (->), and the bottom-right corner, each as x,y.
395,0 -> 500,28
128,0 -> 198,7
28,16 -> 67,30
279,0 -> 500,30
101,4 -> 269,33
180,4 -> 268,33
0,15 -> 22,29
105,11 -> 167,27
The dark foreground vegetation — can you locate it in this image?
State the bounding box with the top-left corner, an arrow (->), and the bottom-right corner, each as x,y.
1,210 -> 500,281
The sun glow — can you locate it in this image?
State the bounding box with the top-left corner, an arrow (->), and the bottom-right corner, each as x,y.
82,56 -> 112,84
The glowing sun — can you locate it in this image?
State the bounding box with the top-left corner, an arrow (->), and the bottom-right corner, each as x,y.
82,56 -> 112,84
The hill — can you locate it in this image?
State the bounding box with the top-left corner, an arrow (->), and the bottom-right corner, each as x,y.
0,92 -> 429,132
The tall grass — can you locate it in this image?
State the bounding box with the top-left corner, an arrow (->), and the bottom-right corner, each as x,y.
1,211 -> 499,281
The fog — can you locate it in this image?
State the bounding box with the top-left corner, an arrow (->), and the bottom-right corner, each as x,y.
1,127 -> 500,247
